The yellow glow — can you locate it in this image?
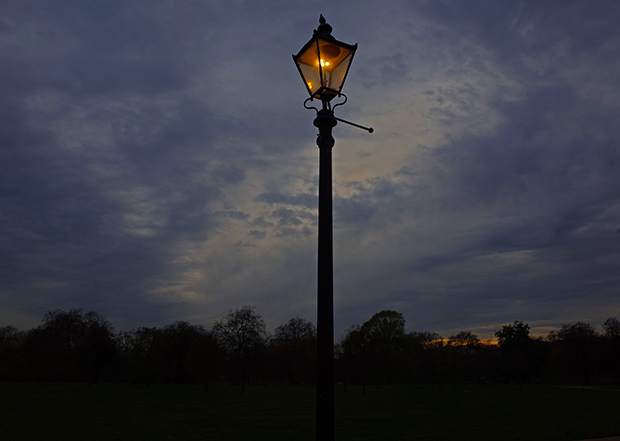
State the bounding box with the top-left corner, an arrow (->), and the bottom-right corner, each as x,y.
320,59 -> 330,67
430,339 -> 499,346
307,81 -> 313,89
319,43 -> 341,61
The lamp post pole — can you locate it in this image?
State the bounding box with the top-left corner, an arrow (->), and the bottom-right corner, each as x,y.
315,106 -> 337,441
292,16 -> 372,441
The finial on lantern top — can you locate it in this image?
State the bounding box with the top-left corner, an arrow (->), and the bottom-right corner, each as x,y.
316,14 -> 333,36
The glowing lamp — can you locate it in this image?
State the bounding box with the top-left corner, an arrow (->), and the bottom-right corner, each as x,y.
293,15 -> 357,102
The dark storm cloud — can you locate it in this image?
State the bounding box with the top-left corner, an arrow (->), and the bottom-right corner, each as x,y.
334,178 -> 406,225
357,53 -> 410,88
327,1 -> 620,337
0,94 -> 218,315
1,0 -> 342,329
272,208 -> 307,227
256,191 -> 316,209
250,217 -> 274,228
395,66 -> 620,331
2,2 -> 193,98
0,0 -> 240,324
217,210 -> 249,221
436,80 -> 620,226
1,104 -> 114,290
212,163 -> 246,186
2,0 -> 620,337
437,84 -> 576,201
415,1 -> 620,63
249,230 -> 267,240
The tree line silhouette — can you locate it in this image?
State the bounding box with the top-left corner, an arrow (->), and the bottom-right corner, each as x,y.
1,307 -> 619,388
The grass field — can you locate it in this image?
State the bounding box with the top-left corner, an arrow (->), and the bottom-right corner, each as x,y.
2,382 -> 619,441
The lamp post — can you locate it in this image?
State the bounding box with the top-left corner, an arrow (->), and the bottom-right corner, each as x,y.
293,15 -> 372,441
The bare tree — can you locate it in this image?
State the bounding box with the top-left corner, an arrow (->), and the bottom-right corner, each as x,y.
23,309 -> 117,383
557,322 -> 598,386
602,317 -> 620,379
271,317 -> 316,384
495,321 -> 533,385
602,317 -> 620,340
212,306 -> 267,393
361,310 -> 407,384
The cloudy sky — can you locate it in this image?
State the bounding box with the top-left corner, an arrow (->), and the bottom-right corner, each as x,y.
2,0 -> 619,339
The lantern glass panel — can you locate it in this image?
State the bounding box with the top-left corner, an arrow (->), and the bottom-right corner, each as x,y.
294,36 -> 356,102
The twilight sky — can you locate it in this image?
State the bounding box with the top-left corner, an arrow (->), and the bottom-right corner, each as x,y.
2,0 -> 620,340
